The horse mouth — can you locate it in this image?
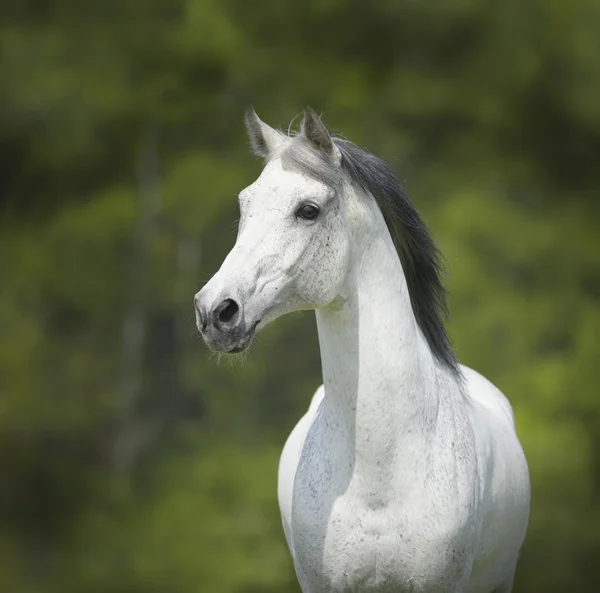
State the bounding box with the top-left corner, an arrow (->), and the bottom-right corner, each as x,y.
205,319 -> 260,354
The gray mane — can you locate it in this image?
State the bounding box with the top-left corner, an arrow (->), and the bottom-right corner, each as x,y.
282,135 -> 459,374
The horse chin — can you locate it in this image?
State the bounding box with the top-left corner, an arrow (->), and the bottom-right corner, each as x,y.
224,336 -> 254,354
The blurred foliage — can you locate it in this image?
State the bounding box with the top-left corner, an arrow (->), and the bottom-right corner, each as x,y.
1,0 -> 599,591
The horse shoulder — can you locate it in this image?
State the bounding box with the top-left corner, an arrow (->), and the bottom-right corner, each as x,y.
277,384 -> 324,552
460,365 -> 530,590
460,364 -> 529,506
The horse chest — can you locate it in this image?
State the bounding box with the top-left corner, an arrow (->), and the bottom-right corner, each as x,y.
291,491 -> 469,593
290,428 -> 472,592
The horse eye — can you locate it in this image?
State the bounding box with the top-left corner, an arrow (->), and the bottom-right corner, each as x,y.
296,203 -> 320,221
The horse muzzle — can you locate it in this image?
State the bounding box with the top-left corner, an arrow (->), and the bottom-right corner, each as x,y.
194,293 -> 258,353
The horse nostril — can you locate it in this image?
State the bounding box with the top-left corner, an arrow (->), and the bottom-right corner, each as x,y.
214,298 -> 240,327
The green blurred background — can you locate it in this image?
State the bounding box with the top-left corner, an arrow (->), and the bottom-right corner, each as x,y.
1,1 -> 599,591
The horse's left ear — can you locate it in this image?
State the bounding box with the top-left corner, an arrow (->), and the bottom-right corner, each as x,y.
301,107 -> 342,166
245,107 -> 285,160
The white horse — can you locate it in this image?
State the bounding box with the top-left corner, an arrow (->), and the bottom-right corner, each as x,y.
195,108 -> 530,593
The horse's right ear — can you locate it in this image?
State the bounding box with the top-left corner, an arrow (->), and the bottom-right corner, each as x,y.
244,107 -> 285,159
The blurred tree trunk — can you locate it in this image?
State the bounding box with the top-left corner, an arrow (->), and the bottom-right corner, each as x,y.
113,127 -> 161,473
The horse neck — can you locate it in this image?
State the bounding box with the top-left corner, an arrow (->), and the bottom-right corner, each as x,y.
315,201 -> 442,490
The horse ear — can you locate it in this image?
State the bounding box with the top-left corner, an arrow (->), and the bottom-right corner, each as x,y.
245,107 -> 284,159
301,107 -> 341,166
